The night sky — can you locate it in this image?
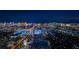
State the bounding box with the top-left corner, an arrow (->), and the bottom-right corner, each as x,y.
0,10 -> 79,23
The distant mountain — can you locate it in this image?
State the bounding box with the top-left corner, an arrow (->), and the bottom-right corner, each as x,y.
0,18 -> 79,23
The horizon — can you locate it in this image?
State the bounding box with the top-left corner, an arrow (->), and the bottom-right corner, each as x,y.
0,10 -> 79,23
